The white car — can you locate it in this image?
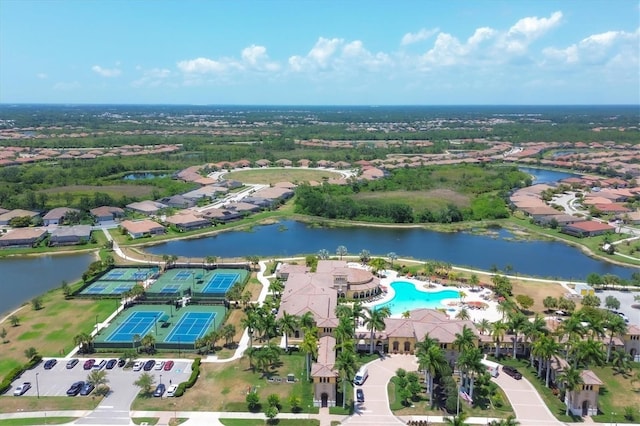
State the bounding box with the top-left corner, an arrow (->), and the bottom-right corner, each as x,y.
13,382 -> 31,396
154,361 -> 165,371
166,384 -> 178,397
132,361 -> 144,371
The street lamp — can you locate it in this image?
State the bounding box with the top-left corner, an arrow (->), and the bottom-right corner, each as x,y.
35,372 -> 40,399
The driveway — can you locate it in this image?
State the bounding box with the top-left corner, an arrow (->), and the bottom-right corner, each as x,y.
344,354 -> 418,425
492,368 -> 564,426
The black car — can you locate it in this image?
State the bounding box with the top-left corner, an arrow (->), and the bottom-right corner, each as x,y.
66,381 -> 84,396
502,365 -> 523,380
356,388 -> 365,403
66,358 -> 79,369
143,360 -> 156,371
153,383 -> 166,397
117,358 -> 126,368
44,359 -> 57,370
80,382 -> 95,396
105,359 -> 117,370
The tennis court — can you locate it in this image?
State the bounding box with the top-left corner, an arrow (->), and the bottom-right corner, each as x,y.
165,312 -> 216,344
202,272 -> 240,293
174,271 -> 193,281
80,281 -> 137,296
105,311 -> 162,343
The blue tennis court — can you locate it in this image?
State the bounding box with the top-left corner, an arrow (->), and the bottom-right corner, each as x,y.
84,285 -> 108,294
105,270 -> 125,279
165,312 -> 216,343
174,271 -> 192,281
114,284 -> 135,293
160,284 -> 181,293
106,311 -> 162,342
202,273 -> 240,293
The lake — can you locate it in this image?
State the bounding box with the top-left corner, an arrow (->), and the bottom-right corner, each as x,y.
0,253 -> 95,315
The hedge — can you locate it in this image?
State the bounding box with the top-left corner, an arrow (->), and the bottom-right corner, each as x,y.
0,355 -> 42,395
173,357 -> 201,397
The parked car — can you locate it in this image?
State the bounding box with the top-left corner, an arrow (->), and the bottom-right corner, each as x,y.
117,358 -> 126,368
154,361 -> 165,371
502,365 -> 522,380
143,360 -> 156,371
132,361 -> 144,371
83,359 -> 96,370
44,359 -> 57,370
13,382 -> 31,396
80,382 -> 95,396
163,360 -> 174,371
106,359 -> 117,370
153,383 -> 166,397
166,384 -> 178,397
67,381 -> 84,396
356,388 -> 365,403
66,358 -> 79,369
92,360 -> 107,370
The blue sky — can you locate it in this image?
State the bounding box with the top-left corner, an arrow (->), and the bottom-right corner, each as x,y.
1,0 -> 638,105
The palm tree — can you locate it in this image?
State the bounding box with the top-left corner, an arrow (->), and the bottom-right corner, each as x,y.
573,338 -> 605,368
300,326 -> 318,381
458,346 -> 484,399
558,366 -> 583,416
74,332 -> 92,354
604,313 -> 627,362
476,318 -> 491,335
454,325 -> 476,353
317,249 -> 330,260
141,334 -> 155,353
387,252 -> 397,268
336,245 -> 348,260
359,249 -> 371,264
611,349 -> 633,375
531,334 -> 561,387
134,372 -> 156,395
335,304 -> 353,322
86,369 -> 109,388
352,302 -> 365,330
278,311 -> 298,351
469,274 -> 479,288
364,306 -> 391,354
489,415 -> 519,425
241,310 -> 260,349
507,312 -> 528,359
299,311 -> 316,331
205,255 -> 217,267
524,314 -> 548,364
222,324 -> 236,347
444,412 -> 470,426
491,321 -> 508,358
369,258 -> 387,276
416,338 -> 447,405
456,308 -> 470,321
334,348 -> 357,409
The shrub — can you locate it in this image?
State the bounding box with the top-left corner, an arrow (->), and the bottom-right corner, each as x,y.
0,355 -> 42,395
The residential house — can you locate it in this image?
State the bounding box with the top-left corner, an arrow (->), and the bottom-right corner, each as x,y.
125,200 -> 168,216
157,195 -> 196,209
574,283 -> 595,296
43,207 -> 80,226
120,219 -> 165,239
0,228 -> 47,248
623,324 -> 640,361
49,225 -> 92,246
200,208 -> 243,224
90,206 -> 124,223
561,221 -> 615,237
165,212 -> 210,232
0,209 -> 40,226
182,185 -> 228,201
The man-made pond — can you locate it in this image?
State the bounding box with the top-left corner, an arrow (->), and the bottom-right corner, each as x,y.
0,253 -> 95,315
145,219 -> 637,281
519,167 -> 576,184
123,172 -> 169,180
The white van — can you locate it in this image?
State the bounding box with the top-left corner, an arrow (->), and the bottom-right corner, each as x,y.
481,358 -> 500,377
166,384 -> 178,397
353,366 -> 368,385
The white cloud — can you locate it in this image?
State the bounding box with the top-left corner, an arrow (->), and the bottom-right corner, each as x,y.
289,37 -> 343,72
241,45 -> 280,71
507,11 -> 563,40
288,37 -> 390,74
542,28 -> 639,66
91,65 -> 122,77
36,73 -> 48,79
401,28 -> 439,46
131,68 -> 171,88
177,57 -> 231,74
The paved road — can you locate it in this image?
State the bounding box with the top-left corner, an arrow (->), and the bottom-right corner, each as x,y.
344,354 -> 417,425
492,367 -> 564,426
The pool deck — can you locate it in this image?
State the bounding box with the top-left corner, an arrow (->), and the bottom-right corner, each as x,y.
362,269 -> 503,324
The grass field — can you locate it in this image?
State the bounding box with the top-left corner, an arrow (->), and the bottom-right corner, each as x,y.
219,420 -> 320,426
0,286 -> 119,382
131,353 -> 317,414
40,184 -> 157,199
0,393 -> 101,413
353,189 -> 470,211
224,169 -> 342,185
0,417 -> 79,425
590,363 -> 640,424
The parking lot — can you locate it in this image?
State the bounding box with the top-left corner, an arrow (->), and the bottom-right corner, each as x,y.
11,357 -> 193,399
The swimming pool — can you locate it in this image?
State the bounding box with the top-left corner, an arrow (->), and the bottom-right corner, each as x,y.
375,281 -> 460,316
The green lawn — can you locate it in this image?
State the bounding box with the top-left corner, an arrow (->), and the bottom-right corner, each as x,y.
0,418 -> 78,425
590,363 -> 640,424
131,418 -> 159,425
219,420 -> 320,426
